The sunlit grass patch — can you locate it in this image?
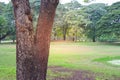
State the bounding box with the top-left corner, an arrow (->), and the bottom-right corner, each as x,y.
0,66 -> 16,80
93,56 -> 120,66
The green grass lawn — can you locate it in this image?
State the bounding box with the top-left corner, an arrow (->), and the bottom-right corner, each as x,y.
0,42 -> 120,80
0,44 -> 16,80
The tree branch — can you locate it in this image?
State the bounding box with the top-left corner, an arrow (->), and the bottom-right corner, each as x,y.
0,31 -> 10,40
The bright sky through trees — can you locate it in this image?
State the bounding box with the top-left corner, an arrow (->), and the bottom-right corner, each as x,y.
0,0 -> 120,5
0,0 -> 10,4
60,0 -> 120,5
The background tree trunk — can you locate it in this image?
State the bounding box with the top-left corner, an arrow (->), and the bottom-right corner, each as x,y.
12,0 -> 59,80
92,27 -> 96,42
63,26 -> 67,40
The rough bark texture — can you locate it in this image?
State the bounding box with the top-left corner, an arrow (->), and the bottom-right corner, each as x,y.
34,0 -> 59,79
11,0 -> 59,80
12,0 -> 35,80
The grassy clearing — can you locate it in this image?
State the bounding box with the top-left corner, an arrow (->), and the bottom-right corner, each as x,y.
0,42 -> 120,80
49,42 -> 120,78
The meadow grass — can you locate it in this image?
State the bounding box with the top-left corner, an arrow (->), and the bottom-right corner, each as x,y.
0,42 -> 120,80
49,42 -> 120,77
0,44 -> 16,80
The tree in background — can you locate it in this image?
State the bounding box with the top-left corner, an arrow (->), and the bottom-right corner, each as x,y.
0,15 -> 7,43
5,2 -> 16,43
0,2 -> 8,43
0,2 -> 16,43
12,0 -> 59,80
83,3 -> 107,42
53,3 -> 68,40
63,9 -> 90,41
53,1 -> 83,41
64,0 -> 81,10
30,0 -> 40,27
97,2 -> 120,42
1,0 -> 120,44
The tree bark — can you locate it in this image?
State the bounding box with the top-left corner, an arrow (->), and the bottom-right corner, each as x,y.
11,0 -> 59,80
34,0 -> 59,79
12,0 -> 35,80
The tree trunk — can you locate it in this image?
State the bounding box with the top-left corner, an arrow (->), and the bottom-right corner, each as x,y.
63,34 -> 66,40
12,0 -> 35,80
93,36 -> 96,42
93,27 -> 96,42
13,39 -> 15,43
73,33 -> 75,42
34,0 -> 59,79
54,32 -> 57,40
75,29 -> 78,41
63,26 -> 67,40
11,0 -> 59,80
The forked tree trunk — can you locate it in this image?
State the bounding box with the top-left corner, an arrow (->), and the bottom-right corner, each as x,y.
11,0 -> 59,80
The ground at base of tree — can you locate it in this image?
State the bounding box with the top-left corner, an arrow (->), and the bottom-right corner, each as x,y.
47,66 -> 120,80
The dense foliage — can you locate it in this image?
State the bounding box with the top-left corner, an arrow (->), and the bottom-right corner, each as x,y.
0,0 -> 120,42
97,2 -> 120,41
0,2 -> 15,42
